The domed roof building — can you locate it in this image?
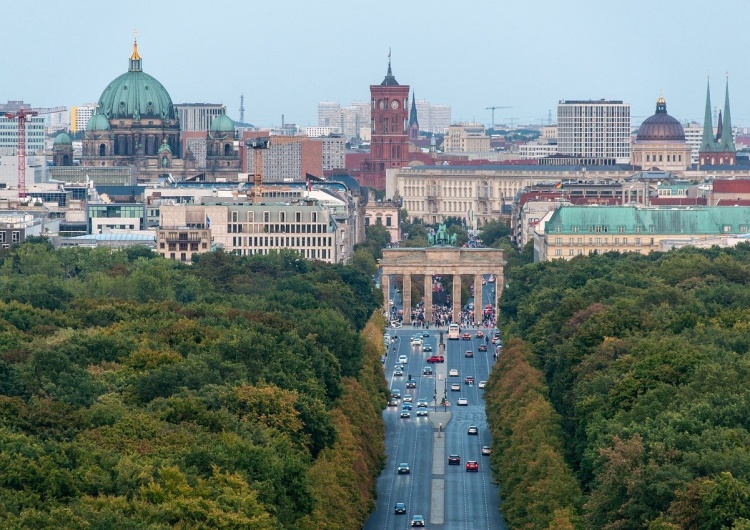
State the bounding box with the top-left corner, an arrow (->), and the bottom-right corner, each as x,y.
80,38 -> 241,183
631,96 -> 691,172
53,131 -> 73,166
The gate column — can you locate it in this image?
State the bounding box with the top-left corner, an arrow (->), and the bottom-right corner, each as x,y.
424,274 -> 433,325
452,274 -> 461,325
403,274 -> 412,325
474,274 -> 483,326
382,272 -> 390,316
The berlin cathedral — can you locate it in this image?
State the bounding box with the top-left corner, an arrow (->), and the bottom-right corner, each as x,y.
81,39 -> 241,182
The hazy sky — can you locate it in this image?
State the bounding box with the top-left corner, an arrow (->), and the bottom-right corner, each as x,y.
5,0 -> 750,129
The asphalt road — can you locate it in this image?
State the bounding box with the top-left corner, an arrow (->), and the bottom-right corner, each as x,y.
365,293 -> 507,529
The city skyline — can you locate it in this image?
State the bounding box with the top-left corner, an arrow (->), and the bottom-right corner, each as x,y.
4,0 -> 750,130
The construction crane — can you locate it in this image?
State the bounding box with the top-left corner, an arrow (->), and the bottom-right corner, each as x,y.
246,135 -> 313,203
4,105 -> 67,198
485,106 -> 512,130
247,137 -> 270,204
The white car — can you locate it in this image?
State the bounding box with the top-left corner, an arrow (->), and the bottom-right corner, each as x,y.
457,397 -> 468,406
451,383 -> 461,391
449,368 -> 459,377
398,355 -> 408,364
411,337 -> 423,346
478,380 -> 486,389
403,395 -> 413,403
416,408 -> 429,416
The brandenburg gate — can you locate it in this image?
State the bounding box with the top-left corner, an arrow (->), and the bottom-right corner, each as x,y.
379,247 -> 505,325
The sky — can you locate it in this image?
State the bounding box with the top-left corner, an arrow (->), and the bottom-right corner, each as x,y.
4,0 -> 750,130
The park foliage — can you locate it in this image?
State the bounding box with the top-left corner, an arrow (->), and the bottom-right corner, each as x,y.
488,244 -> 750,529
0,239 -> 388,529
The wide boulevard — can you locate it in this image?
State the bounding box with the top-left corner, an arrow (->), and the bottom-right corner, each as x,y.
364,281 -> 507,529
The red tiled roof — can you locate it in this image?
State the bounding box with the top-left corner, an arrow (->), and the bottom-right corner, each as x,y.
716,199 -> 750,206
712,179 -> 750,193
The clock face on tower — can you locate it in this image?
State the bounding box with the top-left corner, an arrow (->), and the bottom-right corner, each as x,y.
391,100 -> 399,109
379,100 -> 385,109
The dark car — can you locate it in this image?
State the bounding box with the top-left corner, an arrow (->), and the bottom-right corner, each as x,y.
462,333 -> 471,340
422,344 -> 433,353
397,463 -> 410,474
426,355 -> 445,363
406,380 -> 416,388
464,376 -> 475,385
448,454 -> 461,465
395,502 -> 406,514
466,460 -> 479,472
475,331 -> 484,338
411,515 -> 425,527
423,366 -> 433,375
467,425 -> 479,435
478,344 -> 488,352
402,402 -> 412,410
388,398 -> 398,407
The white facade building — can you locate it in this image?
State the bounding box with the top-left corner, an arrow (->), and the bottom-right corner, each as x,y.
318,102 -> 341,128
305,126 -> 340,137
557,100 -> 631,164
683,122 -> 703,164
519,141 -> 558,159
70,104 -> 98,134
415,100 -> 451,133
443,123 -> 490,153
0,116 -> 47,188
175,103 -> 227,131
320,135 -> 345,170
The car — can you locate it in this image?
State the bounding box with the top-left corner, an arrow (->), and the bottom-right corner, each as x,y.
462,333 -> 472,340
478,344 -> 488,352
398,355 -> 408,364
475,331 -> 484,338
422,331 -> 430,338
457,397 -> 468,406
406,380 -> 416,388
416,408 -> 428,416
395,502 -> 407,514
402,402 -> 412,410
449,368 -> 459,377
394,369 -> 404,376
467,425 -> 479,435
388,398 -> 398,407
464,376 -> 475,385
492,337 -> 500,345
411,515 -> 425,527
403,395 -> 413,403
391,389 -> 401,399
448,454 -> 461,465
478,380 -> 486,389
482,446 -> 492,455
394,364 -> 404,371
423,366 -> 433,375
426,355 -> 445,363
465,350 -> 474,358
400,411 -> 410,418
451,383 -> 461,391
397,463 -> 410,474
466,460 -> 479,472
422,344 -> 433,353
417,398 -> 428,408
411,337 -> 423,346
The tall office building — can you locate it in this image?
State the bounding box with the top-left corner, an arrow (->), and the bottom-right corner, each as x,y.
318,102 -> 341,128
70,104 -> 98,135
175,103 -> 227,131
415,100 -> 451,133
557,99 -> 631,164
318,101 -> 369,142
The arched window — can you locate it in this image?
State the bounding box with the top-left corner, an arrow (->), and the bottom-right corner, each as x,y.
224,143 -> 231,156
99,144 -> 106,156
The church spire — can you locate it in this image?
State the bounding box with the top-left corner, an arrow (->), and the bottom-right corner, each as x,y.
699,78 -> 714,153
409,92 -> 419,127
129,32 -> 142,72
719,77 -> 735,152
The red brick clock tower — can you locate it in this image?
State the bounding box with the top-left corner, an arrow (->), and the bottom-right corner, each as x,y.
361,55 -> 410,190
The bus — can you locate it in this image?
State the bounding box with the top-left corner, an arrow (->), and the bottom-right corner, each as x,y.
447,323 -> 460,340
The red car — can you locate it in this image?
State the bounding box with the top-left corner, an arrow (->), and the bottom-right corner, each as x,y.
466,460 -> 479,472
426,355 -> 445,363
475,331 -> 484,338
464,376 -> 475,385
448,454 -> 461,465
462,333 -> 471,340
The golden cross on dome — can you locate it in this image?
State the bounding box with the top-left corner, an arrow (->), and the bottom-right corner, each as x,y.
131,29 -> 141,60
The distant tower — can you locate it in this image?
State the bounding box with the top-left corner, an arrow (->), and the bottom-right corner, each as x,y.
361,51 -> 409,190
239,94 -> 245,124
408,91 -> 420,141
699,77 -> 736,166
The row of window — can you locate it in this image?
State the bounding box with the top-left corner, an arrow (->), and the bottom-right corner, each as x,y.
230,236 -> 332,248
554,248 -> 642,257
233,248 -> 329,260
555,224 -> 749,234
0,232 -> 21,243
553,237 -> 651,246
227,223 -> 327,234
230,211 -> 318,223
645,153 -> 683,163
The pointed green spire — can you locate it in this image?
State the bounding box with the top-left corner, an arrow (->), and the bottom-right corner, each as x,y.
409,92 -> 419,127
699,78 -> 715,152
720,77 -> 735,152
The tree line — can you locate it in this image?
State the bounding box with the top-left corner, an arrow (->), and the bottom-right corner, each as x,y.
0,239 -> 388,529
489,244 -> 750,529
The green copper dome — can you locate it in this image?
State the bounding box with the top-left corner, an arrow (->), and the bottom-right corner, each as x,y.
86,113 -> 110,132
53,131 -> 72,145
96,40 -> 176,121
210,113 -> 235,135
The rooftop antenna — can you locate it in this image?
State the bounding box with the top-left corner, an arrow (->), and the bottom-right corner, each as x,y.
239,94 -> 245,124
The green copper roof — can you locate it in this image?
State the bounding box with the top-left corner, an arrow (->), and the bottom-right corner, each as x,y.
546,206 -> 750,235
210,113 -> 235,134
96,41 -> 176,121
719,80 -> 736,152
409,92 -> 418,127
700,79 -> 715,152
53,131 -> 72,145
86,113 -> 110,131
